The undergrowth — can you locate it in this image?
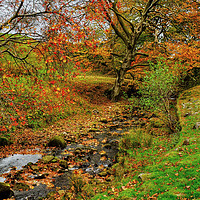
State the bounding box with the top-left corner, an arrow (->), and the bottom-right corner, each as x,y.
0,43 -> 114,137
88,85 -> 200,200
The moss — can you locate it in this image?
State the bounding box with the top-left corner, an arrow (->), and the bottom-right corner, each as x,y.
13,183 -> 30,191
59,159 -> 68,169
30,165 -> 40,172
48,136 -> 66,148
42,155 -> 55,164
0,182 -> 14,199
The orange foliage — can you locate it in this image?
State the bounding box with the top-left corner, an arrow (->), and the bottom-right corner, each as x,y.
1,0 -> 199,132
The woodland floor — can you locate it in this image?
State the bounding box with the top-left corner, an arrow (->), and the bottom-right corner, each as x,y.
0,79 -> 199,200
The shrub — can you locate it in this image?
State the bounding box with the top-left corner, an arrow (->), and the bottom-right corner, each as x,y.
136,58 -> 181,133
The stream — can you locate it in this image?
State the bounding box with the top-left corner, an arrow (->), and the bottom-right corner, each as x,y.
0,113 -> 140,200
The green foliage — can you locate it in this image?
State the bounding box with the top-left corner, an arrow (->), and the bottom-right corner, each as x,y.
137,58 -> 180,133
91,85 -> 200,200
119,128 -> 153,153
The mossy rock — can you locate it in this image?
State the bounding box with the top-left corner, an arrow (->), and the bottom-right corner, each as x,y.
59,160 -> 68,169
30,165 -> 40,172
88,128 -> 100,133
138,173 -> 152,181
42,155 -> 55,164
51,157 -> 59,163
48,136 -> 66,148
13,182 -> 30,191
0,182 -> 14,199
0,137 -> 10,146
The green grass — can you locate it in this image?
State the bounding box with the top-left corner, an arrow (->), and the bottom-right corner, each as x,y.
89,85 -> 200,200
76,75 -> 115,84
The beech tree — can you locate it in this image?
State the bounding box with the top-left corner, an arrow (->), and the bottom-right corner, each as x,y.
85,0 -> 200,100
82,0 -> 161,100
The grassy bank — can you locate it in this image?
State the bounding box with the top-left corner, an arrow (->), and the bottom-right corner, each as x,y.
85,85 -> 200,200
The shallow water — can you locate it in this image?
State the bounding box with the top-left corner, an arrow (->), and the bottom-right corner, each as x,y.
0,154 -> 41,182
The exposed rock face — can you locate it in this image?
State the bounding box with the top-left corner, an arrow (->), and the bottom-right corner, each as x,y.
138,173 -> 152,182
182,139 -> 190,146
14,184 -> 50,200
194,122 -> 200,130
13,183 -> 30,191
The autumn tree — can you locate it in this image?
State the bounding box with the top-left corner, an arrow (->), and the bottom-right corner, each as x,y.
0,0 -> 89,132
0,0 -> 199,132
84,0 -> 200,101
0,0 -> 79,74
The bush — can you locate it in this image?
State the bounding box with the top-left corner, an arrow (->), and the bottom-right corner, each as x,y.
136,58 -> 181,133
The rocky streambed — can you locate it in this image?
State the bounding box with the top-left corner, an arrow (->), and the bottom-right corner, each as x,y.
0,111 -> 148,200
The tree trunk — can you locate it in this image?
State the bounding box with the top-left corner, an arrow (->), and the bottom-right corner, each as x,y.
111,68 -> 126,101
111,61 -> 132,101
110,50 -> 133,101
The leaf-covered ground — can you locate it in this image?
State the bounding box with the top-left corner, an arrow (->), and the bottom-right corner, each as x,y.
89,85 -> 200,200
0,78 -> 199,200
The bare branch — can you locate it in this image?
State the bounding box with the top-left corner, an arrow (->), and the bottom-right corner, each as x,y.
0,0 -> 24,31
97,0 -> 129,47
135,52 -> 149,57
110,52 -> 125,58
110,4 -> 132,39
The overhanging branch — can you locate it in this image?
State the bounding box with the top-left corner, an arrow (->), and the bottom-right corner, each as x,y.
0,1 -> 24,31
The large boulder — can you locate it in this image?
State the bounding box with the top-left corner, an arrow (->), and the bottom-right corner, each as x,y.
48,136 -> 66,148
